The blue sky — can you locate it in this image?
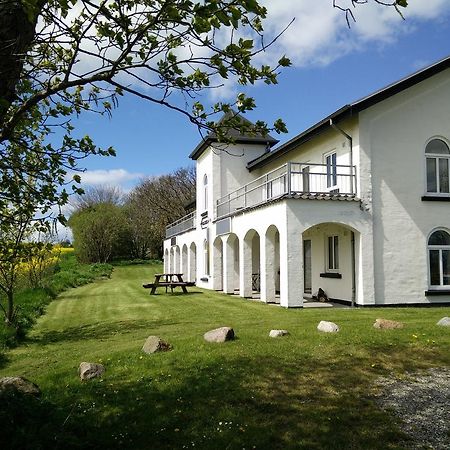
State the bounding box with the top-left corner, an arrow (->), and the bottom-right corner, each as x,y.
71,0 -> 450,192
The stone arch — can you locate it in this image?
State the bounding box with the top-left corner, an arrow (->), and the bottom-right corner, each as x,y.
302,221 -> 360,305
169,247 -> 175,273
240,229 -> 260,298
182,244 -> 188,278
164,248 -> 169,273
175,245 -> 181,273
223,233 -> 239,294
189,242 -> 197,282
261,225 -> 280,303
212,236 -> 224,290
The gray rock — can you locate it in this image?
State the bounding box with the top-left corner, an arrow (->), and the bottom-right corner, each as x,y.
0,376 -> 41,397
203,327 -> 235,343
436,317 -> 450,327
142,336 -> 172,354
373,318 -> 404,329
269,329 -> 289,338
79,362 -> 105,380
317,320 -> 340,333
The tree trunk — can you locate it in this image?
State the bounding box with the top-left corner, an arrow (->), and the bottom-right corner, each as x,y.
0,0 -> 40,123
5,289 -> 14,325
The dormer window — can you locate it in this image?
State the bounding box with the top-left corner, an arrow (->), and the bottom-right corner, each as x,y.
203,174 -> 208,211
426,139 -> 450,195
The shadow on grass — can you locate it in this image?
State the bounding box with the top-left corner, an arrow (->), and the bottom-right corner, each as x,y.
1,350 -> 427,450
0,351 -> 9,370
28,319 -> 180,346
149,290 -> 204,297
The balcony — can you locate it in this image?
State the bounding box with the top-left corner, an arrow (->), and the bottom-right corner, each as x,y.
216,162 -> 357,220
165,211 -> 196,238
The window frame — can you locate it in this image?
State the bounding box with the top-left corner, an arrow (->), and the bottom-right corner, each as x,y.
427,228 -> 450,290
326,235 -> 339,272
203,174 -> 209,211
203,239 -> 210,277
424,138 -> 450,197
324,150 -> 338,190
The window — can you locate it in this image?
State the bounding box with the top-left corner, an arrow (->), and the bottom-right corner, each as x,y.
327,235 -> 339,271
428,229 -> 450,289
203,174 -> 208,210
425,139 -> 450,195
203,239 -> 210,276
326,152 -> 337,188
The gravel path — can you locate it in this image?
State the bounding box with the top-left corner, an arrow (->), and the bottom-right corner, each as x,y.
374,367 -> 450,450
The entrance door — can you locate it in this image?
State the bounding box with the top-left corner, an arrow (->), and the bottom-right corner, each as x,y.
303,240 -> 312,294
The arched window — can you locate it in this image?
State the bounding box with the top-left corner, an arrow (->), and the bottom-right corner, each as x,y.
426,139 -> 450,195
204,239 -> 210,276
428,229 -> 450,288
203,174 -> 208,211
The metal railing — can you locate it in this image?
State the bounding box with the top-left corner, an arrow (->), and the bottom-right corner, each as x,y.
165,211 -> 196,238
216,162 -> 357,219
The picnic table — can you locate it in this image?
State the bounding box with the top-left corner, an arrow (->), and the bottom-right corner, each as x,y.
143,273 -> 194,294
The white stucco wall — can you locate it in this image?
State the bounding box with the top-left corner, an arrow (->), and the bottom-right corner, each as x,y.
360,68 -> 450,304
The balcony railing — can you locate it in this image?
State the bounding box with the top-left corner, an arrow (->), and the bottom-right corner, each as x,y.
216,162 -> 357,220
165,211 -> 196,238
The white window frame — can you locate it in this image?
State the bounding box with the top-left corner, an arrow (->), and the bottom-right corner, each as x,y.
424,138 -> 450,197
203,174 -> 209,211
325,235 -> 339,272
324,150 -> 338,191
427,229 -> 450,290
203,239 -> 210,276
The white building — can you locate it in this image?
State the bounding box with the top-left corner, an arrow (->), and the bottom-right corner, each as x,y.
163,56 -> 450,307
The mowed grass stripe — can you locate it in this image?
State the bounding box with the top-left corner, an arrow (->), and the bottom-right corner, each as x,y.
1,261 -> 449,450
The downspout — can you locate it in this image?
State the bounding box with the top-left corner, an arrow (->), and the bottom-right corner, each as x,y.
329,119 -> 354,195
330,118 -> 357,307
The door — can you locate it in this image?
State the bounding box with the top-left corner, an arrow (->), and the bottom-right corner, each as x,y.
303,239 -> 312,294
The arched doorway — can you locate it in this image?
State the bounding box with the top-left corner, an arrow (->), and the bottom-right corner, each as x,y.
224,233 -> 239,294
213,236 -> 224,290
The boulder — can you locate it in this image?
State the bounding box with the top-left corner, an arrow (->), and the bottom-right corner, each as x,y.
203,327 -> 235,343
317,321 -> 340,333
0,376 -> 41,397
373,318 -> 404,330
142,336 -> 172,354
269,329 -> 289,338
78,362 -> 105,381
436,317 -> 450,327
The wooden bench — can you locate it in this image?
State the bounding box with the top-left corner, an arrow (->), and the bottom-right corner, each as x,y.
143,274 -> 195,294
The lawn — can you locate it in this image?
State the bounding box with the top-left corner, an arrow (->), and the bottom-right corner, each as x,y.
1,262 -> 449,449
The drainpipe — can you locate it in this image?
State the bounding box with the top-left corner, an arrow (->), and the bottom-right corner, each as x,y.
330,119 -> 354,195
350,231 -> 356,307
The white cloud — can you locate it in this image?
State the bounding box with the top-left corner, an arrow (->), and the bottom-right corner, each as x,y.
77,169 -> 143,186
257,0 -> 450,69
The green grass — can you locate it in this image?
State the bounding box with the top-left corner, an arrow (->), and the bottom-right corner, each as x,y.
0,254 -> 113,348
1,261 -> 449,449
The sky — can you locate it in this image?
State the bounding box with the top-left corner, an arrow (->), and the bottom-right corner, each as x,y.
70,0 -> 450,193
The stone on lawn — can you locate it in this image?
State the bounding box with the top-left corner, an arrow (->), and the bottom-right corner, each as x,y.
436,317 -> 450,327
142,336 -> 172,354
203,327 -> 235,343
79,362 -> 105,380
0,376 -> 41,397
317,321 -> 340,333
373,318 -> 404,329
269,329 -> 289,338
